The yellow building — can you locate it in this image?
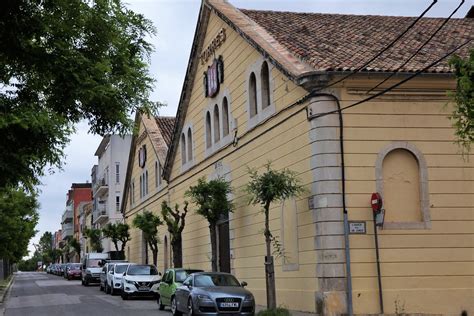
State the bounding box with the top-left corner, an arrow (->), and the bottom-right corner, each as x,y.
123,1 -> 473,315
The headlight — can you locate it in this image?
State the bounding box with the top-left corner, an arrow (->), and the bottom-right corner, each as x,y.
244,294 -> 254,301
197,294 -> 212,300
125,279 -> 134,284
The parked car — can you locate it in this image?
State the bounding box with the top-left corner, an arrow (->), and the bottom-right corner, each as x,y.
157,268 -> 203,310
172,272 -> 255,316
58,264 -> 67,276
81,252 -> 109,286
106,263 -> 130,295
121,264 -> 161,300
65,263 -> 82,280
99,260 -> 128,293
46,264 -> 52,274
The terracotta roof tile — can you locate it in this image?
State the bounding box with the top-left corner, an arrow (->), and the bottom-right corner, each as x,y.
155,116 -> 175,147
239,9 -> 473,73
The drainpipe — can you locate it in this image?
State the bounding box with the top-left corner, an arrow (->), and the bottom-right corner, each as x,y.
308,93 -> 353,316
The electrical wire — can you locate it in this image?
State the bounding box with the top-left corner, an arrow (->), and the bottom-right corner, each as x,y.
309,39 -> 472,119
366,0 -> 465,94
316,0 -> 438,92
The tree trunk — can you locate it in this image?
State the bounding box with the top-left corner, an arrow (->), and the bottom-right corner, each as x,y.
209,224 -> 218,272
113,240 -> 119,252
264,203 -> 277,309
145,242 -> 149,264
151,242 -> 158,267
172,236 -> 182,268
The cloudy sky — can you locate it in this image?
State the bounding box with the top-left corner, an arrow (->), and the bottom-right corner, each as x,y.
29,0 -> 470,255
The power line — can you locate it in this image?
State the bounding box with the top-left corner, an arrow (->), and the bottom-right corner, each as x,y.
309,39 -> 472,119
316,0 -> 438,92
366,0 -> 465,94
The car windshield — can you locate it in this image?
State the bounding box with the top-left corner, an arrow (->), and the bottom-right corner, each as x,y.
176,270 -> 202,283
194,274 -> 240,287
87,259 -> 102,268
70,264 -> 81,270
127,265 -> 158,276
115,265 -> 128,274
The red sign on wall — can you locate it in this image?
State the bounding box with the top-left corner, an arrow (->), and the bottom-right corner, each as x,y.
204,56 -> 224,98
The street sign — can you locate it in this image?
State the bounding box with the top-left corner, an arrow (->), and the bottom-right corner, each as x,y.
349,221 -> 366,234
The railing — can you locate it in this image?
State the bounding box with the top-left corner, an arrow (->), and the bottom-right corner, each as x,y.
61,223 -> 73,240
61,209 -> 73,224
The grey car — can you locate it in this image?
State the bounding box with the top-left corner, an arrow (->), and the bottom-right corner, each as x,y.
172,272 -> 255,316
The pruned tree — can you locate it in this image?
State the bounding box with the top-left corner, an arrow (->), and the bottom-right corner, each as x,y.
448,49 -> 473,154
102,222 -> 131,255
245,163 -> 305,309
133,211 -> 163,267
0,0 -> 160,191
84,228 -> 103,253
161,201 -> 188,268
185,177 -> 232,272
38,231 -> 53,265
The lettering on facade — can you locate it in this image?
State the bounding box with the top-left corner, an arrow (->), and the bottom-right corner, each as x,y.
199,28 -> 226,65
349,221 -> 366,234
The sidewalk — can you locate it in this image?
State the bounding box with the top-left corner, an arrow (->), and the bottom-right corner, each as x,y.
0,274 -> 15,315
256,305 -> 317,316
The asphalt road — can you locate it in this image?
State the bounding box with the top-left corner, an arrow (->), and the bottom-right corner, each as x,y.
3,272 -> 170,316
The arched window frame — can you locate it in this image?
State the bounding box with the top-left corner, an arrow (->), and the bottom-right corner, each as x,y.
246,57 -> 275,130
204,89 -> 234,157
181,123 -> 195,172
375,142 -> 431,230
205,111 -> 212,149
213,104 -> 220,143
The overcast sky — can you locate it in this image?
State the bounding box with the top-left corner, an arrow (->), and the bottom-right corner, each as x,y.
29,0 -> 470,256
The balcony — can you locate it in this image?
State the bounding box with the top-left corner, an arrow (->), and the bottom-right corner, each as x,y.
62,209 -> 73,224
94,177 -> 108,197
93,202 -> 108,225
61,223 -> 73,240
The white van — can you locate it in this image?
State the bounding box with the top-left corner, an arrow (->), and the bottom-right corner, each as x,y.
81,253 -> 109,286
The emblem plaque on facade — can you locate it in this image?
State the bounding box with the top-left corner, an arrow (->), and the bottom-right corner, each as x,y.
204,56 -> 224,98
138,145 -> 147,168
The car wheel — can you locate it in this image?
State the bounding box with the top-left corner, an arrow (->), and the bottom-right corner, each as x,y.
187,297 -> 195,316
157,295 -> 165,311
171,296 -> 182,316
99,282 -> 104,291
105,283 -> 110,294
121,292 -> 128,300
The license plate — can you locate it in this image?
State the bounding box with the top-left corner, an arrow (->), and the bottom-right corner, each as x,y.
138,286 -> 150,291
220,302 -> 239,308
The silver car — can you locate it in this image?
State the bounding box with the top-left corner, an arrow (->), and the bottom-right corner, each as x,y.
172,272 -> 255,316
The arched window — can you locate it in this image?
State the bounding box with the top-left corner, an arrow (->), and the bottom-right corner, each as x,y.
145,170 -> 148,196
155,161 -> 159,188
187,128 -> 193,162
206,111 -> 212,149
261,61 -> 270,109
222,97 -> 229,137
249,72 -> 257,118
181,133 -> 186,165
139,175 -> 143,198
382,149 -> 421,222
375,142 -> 430,229
213,104 -> 220,143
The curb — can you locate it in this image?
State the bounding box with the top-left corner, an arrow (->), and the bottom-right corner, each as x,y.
0,274 -> 15,304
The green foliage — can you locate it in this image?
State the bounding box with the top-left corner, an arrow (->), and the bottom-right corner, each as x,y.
0,0 -> 160,190
68,237 -> 81,257
132,210 -> 163,266
102,222 -> 131,252
256,308 -> 292,316
185,177 -> 233,225
245,163 -> 305,209
448,49 -> 474,154
0,187 -> 39,262
37,231 -> 54,264
84,228 -> 103,253
18,250 -> 42,271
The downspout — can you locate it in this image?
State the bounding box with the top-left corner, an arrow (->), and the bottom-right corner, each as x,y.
308,93 -> 353,316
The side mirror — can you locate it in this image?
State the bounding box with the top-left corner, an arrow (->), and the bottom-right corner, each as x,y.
158,272 -> 162,276
241,281 -> 248,287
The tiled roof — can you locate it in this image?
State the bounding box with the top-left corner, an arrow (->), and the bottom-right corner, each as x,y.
155,116 -> 175,147
239,9 -> 473,73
